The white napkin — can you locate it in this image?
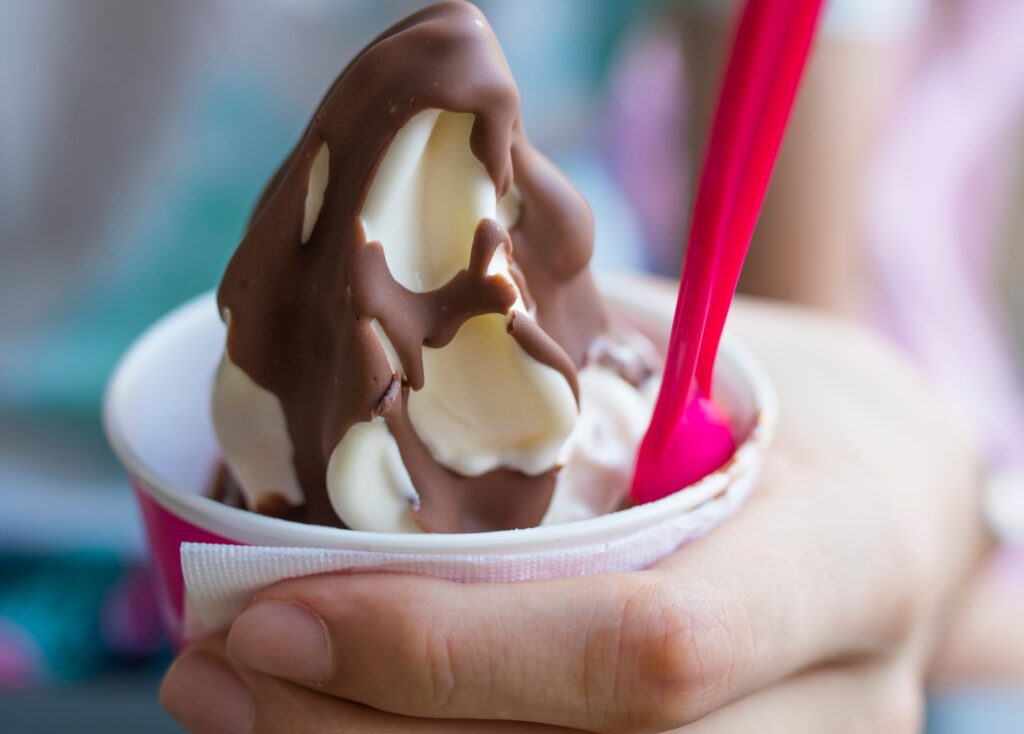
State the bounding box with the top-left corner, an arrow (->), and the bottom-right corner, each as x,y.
181,470 -> 756,638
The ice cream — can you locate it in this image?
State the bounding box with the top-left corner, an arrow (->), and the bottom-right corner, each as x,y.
210,0 -> 659,533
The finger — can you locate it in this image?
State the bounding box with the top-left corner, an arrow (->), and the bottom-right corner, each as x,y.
161,639 -> 922,734
161,637 -> 580,734
222,548 -> 891,734
225,570 -> 684,732
676,658 -> 923,734
160,637 -> 254,734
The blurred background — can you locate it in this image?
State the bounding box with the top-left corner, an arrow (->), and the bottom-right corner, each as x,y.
1,0 -> 1023,731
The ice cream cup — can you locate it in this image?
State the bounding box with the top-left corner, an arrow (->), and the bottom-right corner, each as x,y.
104,274 -> 777,643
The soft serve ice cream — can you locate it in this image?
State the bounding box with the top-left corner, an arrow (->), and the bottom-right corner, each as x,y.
211,1 -> 659,533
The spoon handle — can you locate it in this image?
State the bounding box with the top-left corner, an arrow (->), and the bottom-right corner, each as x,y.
632,0 -> 823,503
695,0 -> 824,396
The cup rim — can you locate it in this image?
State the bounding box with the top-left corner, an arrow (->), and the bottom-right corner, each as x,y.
103,274 -> 778,554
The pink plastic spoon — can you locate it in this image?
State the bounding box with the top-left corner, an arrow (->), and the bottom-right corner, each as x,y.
631,0 -> 823,505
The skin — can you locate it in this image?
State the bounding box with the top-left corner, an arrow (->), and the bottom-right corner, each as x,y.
162,298 -> 989,733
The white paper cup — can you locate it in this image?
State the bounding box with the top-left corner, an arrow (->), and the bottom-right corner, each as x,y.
104,274 -> 777,641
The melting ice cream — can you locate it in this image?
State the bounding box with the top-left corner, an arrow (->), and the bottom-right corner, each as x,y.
211,1 -> 659,533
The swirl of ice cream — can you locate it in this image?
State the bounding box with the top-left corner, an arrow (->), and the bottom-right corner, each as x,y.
210,0 -> 659,533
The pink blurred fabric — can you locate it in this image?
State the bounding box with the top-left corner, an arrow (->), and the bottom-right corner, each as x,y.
866,0 -> 1024,474
604,32 -> 689,275
866,0 -> 1024,573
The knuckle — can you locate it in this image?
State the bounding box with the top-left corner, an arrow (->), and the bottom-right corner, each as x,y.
421,623 -> 458,714
389,594 -> 459,714
607,573 -> 740,732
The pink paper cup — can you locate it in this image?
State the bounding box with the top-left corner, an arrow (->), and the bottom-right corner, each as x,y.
104,275 -> 777,642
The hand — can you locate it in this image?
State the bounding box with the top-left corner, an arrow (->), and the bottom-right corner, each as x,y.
161,300 -> 988,733
159,636 -> 926,733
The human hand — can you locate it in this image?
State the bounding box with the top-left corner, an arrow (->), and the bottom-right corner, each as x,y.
161,300 -> 987,733
161,634 -> 931,733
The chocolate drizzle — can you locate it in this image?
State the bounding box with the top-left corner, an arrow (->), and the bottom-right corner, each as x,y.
350,219 -> 518,391
508,312 -> 580,402
217,1 -> 608,531
383,386 -> 558,533
507,137 -> 607,367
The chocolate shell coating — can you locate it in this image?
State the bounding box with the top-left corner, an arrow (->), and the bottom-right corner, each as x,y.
218,1 -> 606,530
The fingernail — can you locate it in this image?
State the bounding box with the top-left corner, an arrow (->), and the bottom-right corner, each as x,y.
160,653 -> 254,734
227,601 -> 330,685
